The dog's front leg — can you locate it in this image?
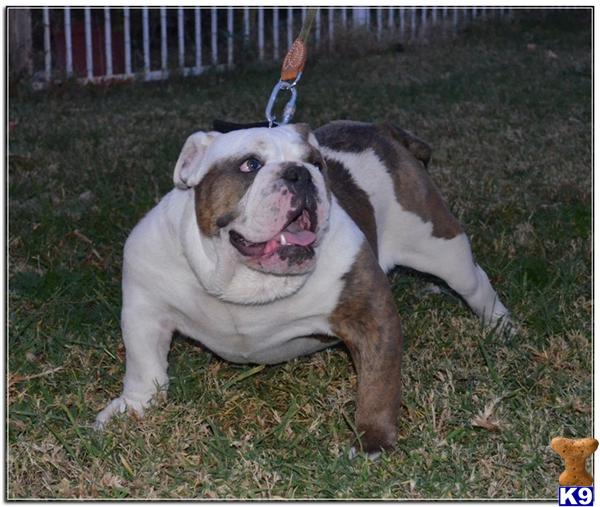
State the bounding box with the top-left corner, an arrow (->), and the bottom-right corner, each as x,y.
329,243 -> 403,456
95,304 -> 173,429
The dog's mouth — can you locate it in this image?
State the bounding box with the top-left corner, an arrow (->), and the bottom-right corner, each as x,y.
229,207 -> 317,259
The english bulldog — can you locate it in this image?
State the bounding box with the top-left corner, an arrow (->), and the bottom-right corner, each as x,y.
95,121 -> 511,455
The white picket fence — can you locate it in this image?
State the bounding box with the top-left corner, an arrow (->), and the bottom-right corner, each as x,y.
31,7 -> 512,85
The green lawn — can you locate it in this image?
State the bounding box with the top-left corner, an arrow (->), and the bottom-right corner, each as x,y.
8,10 -> 591,499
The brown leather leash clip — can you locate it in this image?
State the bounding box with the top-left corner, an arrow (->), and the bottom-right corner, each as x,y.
265,9 -> 316,127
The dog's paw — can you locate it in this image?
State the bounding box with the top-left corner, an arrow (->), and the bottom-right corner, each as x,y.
489,313 -> 519,339
501,319 -> 519,338
94,396 -> 146,431
348,446 -> 382,462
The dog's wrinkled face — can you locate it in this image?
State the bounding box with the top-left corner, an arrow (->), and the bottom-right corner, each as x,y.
174,124 -> 330,277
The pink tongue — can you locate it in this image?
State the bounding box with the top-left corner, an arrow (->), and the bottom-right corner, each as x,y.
282,230 -> 316,246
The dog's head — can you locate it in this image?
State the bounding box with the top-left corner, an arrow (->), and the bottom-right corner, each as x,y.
174,124 -> 331,284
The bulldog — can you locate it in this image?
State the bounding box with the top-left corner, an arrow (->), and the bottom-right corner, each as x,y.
95,121 -> 511,455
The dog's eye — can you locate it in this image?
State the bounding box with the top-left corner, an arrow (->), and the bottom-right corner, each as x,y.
240,158 -> 263,173
312,160 -> 323,171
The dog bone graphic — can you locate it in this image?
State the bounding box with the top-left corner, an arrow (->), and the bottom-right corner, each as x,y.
551,436 -> 598,486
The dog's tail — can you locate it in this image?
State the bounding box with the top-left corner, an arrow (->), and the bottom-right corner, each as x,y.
377,122 -> 432,168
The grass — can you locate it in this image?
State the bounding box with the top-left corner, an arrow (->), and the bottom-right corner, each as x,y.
8,10 -> 592,499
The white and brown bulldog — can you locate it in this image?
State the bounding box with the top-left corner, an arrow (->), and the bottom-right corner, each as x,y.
95,121 -> 511,455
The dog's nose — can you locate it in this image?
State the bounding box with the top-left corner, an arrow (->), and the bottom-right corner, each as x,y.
282,165 -> 311,185
282,165 -> 314,197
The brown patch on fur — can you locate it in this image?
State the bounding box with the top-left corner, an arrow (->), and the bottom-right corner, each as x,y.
292,123 -> 312,142
194,157 -> 255,236
377,121 -> 432,167
303,145 -> 325,169
329,241 -> 403,453
315,121 -> 463,240
325,158 -> 378,257
315,120 -> 430,165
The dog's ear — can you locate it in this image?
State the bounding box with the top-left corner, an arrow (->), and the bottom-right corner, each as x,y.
173,131 -> 220,189
292,123 -> 321,148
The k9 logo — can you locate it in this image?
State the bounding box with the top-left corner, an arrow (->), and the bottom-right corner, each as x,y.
558,487 -> 594,506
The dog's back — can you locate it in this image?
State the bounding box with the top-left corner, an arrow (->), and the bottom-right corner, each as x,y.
315,120 -> 461,269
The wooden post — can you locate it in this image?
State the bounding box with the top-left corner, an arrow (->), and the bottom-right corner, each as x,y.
9,8 -> 32,77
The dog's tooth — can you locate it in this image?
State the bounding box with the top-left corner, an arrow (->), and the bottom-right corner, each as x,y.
280,233 -> 287,245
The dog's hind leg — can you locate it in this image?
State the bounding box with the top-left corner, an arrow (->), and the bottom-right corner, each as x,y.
394,228 -> 511,329
370,125 -> 512,330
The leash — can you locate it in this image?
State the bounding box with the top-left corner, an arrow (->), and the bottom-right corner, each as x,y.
213,9 -> 317,133
265,9 -> 316,127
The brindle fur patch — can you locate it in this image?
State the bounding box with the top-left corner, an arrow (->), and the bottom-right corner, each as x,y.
329,241 -> 403,453
325,157 -> 378,257
195,157 -> 256,236
314,120 -> 463,240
